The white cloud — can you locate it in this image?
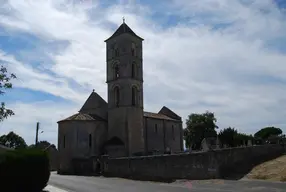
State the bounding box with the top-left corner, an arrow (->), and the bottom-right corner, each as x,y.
1,0 -> 286,144
0,50 -> 85,103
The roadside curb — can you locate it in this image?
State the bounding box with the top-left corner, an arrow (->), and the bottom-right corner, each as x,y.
44,185 -> 69,192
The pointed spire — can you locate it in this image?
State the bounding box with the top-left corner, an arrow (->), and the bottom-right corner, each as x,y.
104,20 -> 144,42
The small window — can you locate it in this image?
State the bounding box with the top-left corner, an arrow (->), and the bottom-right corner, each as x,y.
131,86 -> 136,106
114,87 -> 120,107
155,124 -> 158,133
131,63 -> 136,78
89,134 -> 92,148
63,135 -> 66,148
114,65 -> 120,79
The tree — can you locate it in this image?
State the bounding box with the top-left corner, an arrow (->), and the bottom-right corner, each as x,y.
254,127 -> 282,140
0,131 -> 27,149
29,140 -> 54,150
184,111 -> 218,149
235,133 -> 253,146
0,66 -> 16,122
218,127 -> 255,147
218,127 -> 238,147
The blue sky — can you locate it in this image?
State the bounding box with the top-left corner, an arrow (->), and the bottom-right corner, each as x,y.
1,0 -> 286,145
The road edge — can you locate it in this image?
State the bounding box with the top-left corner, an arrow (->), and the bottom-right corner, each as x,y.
45,185 -> 70,192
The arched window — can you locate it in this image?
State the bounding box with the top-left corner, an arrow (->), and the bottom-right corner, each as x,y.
131,43 -> 136,56
114,65 -> 120,79
114,86 -> 120,107
89,134 -> 92,148
131,62 -> 136,78
131,86 -> 137,106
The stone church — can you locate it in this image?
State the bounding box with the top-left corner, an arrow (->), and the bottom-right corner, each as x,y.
57,21 -> 183,173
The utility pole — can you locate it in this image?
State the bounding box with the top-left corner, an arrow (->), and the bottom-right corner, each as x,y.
35,122 -> 39,146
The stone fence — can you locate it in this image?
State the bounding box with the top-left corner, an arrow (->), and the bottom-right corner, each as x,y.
101,144 -> 285,182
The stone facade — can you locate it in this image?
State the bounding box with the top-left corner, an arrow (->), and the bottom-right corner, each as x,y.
143,112 -> 183,154
57,21 -> 183,174
58,115 -> 107,174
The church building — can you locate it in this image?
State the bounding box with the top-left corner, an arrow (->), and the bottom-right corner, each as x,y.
57,21 -> 183,174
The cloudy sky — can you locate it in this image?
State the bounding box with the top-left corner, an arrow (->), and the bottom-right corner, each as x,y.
0,0 -> 286,146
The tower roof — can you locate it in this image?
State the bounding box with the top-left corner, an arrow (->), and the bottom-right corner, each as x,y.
79,91 -> 107,112
105,22 -> 144,42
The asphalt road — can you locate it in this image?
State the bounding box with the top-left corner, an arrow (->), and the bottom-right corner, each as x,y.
49,172 -> 286,192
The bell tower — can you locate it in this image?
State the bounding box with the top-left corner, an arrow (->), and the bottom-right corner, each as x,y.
105,20 -> 144,156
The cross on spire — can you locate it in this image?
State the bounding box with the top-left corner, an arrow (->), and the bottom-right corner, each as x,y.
122,17 -> 125,23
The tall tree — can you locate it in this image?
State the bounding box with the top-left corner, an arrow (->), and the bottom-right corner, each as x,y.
218,127 -> 238,147
254,127 -> 282,140
184,111 -> 218,149
0,131 -> 27,149
0,66 -> 16,122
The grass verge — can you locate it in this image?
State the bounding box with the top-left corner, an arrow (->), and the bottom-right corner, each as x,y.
245,155 -> 286,182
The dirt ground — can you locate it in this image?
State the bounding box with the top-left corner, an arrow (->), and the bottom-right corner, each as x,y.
244,155 -> 286,182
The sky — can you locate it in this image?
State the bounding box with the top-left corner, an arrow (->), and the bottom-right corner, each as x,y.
1,0 -> 286,146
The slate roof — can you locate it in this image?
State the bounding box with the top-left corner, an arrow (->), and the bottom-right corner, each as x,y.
105,22 -> 144,42
58,113 -> 95,123
143,111 -> 179,121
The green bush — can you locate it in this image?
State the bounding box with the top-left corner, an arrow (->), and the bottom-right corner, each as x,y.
0,148 -> 50,192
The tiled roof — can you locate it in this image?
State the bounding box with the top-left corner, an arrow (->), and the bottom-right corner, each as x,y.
58,113 -> 95,123
90,114 -> 107,122
143,111 -> 179,121
105,22 -> 143,42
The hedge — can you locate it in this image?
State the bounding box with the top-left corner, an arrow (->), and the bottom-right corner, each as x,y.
0,148 -> 50,192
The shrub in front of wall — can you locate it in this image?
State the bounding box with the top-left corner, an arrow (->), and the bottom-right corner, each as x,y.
0,148 -> 50,192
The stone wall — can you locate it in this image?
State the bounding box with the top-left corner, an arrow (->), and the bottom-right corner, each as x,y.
101,144 -> 285,181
